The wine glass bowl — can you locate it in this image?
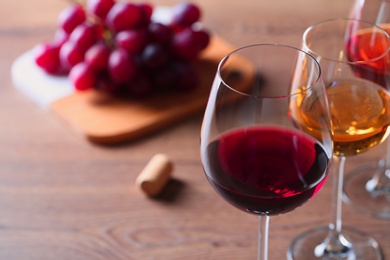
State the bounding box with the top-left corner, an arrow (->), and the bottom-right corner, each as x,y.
200,44 -> 333,259
347,26 -> 390,88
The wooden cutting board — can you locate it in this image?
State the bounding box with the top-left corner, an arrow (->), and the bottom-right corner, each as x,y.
17,36 -> 255,144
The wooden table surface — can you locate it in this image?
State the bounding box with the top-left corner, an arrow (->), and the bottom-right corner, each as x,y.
1,0 -> 389,259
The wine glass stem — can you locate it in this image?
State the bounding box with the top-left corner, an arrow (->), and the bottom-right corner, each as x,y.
315,156 -> 352,256
258,215 -> 270,260
368,156 -> 390,195
331,156 -> 344,234
369,139 -> 390,194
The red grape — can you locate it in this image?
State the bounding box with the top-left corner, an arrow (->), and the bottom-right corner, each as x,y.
69,23 -> 99,52
115,29 -> 147,53
192,28 -> 210,50
86,0 -> 115,21
108,48 -> 137,83
137,3 -> 153,26
85,41 -> 110,71
171,28 -> 200,60
173,61 -> 199,92
141,43 -> 169,69
106,2 -> 143,32
96,75 -> 123,95
171,2 -> 201,28
59,40 -> 85,71
148,22 -> 173,45
69,62 -> 96,90
53,29 -> 69,46
34,42 -> 62,74
58,5 -> 86,34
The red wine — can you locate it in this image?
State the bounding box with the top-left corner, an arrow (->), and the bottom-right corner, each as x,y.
203,126 -> 330,216
347,25 -> 390,88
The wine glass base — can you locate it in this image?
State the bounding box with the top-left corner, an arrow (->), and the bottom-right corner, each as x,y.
343,165 -> 390,219
287,225 -> 383,260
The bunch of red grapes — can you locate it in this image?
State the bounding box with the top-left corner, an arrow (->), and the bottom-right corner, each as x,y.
34,0 -> 210,97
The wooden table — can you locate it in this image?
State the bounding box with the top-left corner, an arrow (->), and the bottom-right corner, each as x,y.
1,0 -> 389,259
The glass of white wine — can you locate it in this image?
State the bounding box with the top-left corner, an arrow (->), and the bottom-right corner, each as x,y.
288,18 -> 390,260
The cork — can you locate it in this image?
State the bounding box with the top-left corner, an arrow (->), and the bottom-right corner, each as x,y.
136,153 -> 173,196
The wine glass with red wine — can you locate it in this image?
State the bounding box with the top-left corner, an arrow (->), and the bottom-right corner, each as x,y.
288,18 -> 390,260
200,44 -> 333,260
344,0 -> 390,219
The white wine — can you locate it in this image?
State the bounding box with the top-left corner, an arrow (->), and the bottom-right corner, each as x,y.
292,78 -> 390,157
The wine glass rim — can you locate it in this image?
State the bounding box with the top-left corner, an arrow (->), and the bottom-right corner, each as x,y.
303,18 -> 390,64
217,43 -> 322,98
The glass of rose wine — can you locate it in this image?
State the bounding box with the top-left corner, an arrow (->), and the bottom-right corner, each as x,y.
200,44 -> 333,260
288,18 -> 390,260
344,0 -> 390,219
